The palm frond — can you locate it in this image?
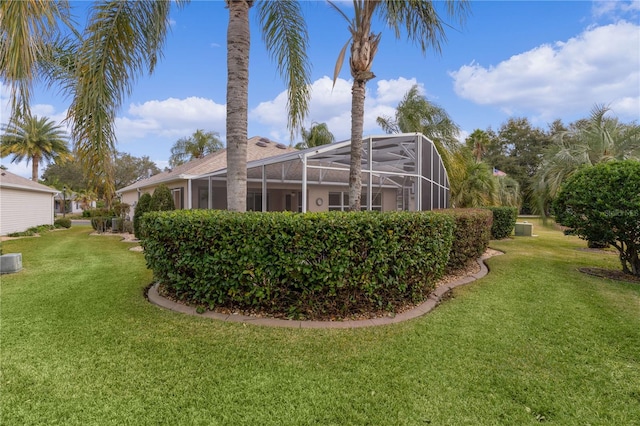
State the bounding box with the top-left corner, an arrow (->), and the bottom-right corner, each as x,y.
257,0 -> 311,139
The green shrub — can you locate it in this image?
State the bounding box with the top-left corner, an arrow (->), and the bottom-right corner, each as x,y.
122,220 -> 134,234
133,193 -> 152,239
90,217 -> 112,233
485,206 -> 517,239
8,225 -> 54,237
553,160 -> 640,276
437,209 -> 492,272
149,184 -> 175,211
54,217 -> 72,229
142,210 -> 455,319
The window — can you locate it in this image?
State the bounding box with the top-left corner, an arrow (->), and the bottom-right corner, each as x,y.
171,188 -> 183,209
328,191 -> 382,211
246,192 -> 264,211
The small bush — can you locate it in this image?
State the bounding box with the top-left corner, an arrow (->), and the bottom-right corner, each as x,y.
133,193 -> 152,239
437,209 -> 493,272
485,206 -> 517,239
54,218 -> 72,229
142,210 -> 455,319
90,217 -> 112,233
122,220 -> 134,234
149,184 -> 175,212
8,224 -> 54,237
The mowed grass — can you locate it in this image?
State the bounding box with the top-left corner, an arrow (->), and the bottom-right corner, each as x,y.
1,221 -> 639,425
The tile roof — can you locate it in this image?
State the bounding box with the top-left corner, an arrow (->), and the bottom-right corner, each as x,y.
117,136 -> 297,193
0,170 -> 59,193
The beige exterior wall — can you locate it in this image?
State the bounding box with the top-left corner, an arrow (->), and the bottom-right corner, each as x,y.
0,188 -> 55,235
120,180 -> 189,210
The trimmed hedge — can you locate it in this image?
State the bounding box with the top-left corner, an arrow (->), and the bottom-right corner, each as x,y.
54,217 -> 72,229
437,209 -> 492,272
485,206 -> 517,239
142,210 -> 455,319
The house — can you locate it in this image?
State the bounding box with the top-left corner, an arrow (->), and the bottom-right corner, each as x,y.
54,192 -> 96,216
117,133 -> 450,212
0,170 -> 58,235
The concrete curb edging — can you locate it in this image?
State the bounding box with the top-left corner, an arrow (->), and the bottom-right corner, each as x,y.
147,251 -> 503,329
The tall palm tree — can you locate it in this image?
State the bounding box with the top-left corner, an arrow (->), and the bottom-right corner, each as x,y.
225,0 -> 311,211
3,0 -> 311,212
295,122 -> 335,150
0,115 -> 71,181
330,0 -> 470,210
169,129 -> 223,167
532,104 -> 640,215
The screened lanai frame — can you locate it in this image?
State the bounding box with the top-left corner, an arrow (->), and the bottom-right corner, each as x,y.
190,133 -> 450,212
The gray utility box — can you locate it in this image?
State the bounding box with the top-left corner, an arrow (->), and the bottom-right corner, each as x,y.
1,253 -> 23,274
515,222 -> 533,237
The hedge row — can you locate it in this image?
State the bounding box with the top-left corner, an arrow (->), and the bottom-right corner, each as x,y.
484,206 -> 518,239
437,209 -> 492,272
142,210 -> 455,319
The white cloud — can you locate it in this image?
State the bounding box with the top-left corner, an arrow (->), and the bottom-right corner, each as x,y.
450,21 -> 640,122
251,75 -> 418,143
120,96 -> 226,144
592,0 -> 640,19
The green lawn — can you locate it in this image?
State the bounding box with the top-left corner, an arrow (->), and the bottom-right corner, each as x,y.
1,221 -> 639,425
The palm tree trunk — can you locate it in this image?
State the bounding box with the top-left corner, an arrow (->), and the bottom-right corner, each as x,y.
349,80 -> 367,211
31,155 -> 40,182
226,0 -> 252,212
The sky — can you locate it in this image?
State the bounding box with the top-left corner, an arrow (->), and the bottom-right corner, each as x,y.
1,0 -> 639,179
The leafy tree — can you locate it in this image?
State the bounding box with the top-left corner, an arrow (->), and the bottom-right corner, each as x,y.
169,129 -> 223,167
114,152 -> 161,189
295,122 -> 335,150
0,115 -> 71,181
42,157 -> 87,190
553,160 -> 640,276
149,184 -> 175,212
133,192 -> 152,239
330,0 -> 470,210
534,105 -> 640,216
482,117 -> 550,213
42,151 -> 160,193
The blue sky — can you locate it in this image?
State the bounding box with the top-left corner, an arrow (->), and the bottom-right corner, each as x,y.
1,0 -> 639,179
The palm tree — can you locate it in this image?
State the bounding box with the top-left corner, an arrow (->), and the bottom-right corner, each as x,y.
0,115 -> 71,181
465,129 -> 491,163
330,0 -> 470,210
169,129 -> 223,167
532,104 -> 640,215
2,0 -> 311,212
225,0 -> 311,211
0,0 -> 75,119
376,84 -> 461,171
295,122 -> 335,150
448,149 -> 497,208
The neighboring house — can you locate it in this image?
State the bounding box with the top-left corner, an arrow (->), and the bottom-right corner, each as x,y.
117,133 -> 450,213
54,192 -> 96,215
0,170 -> 58,235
